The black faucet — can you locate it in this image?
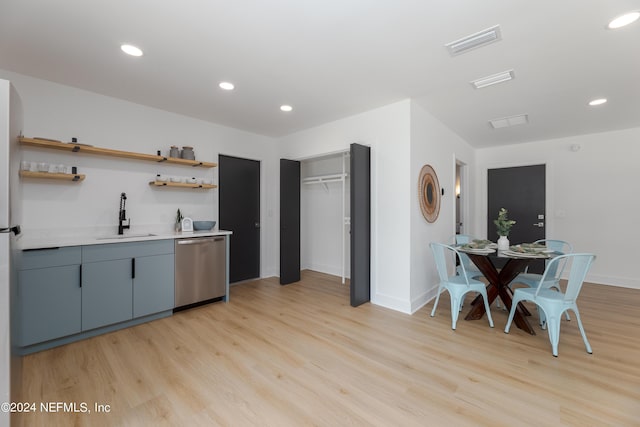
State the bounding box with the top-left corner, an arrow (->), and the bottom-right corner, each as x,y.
118,192 -> 130,235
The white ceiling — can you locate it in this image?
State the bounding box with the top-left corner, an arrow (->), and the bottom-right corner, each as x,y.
1,0 -> 638,147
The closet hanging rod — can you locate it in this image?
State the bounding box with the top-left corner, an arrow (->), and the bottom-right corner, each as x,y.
302,173 -> 348,185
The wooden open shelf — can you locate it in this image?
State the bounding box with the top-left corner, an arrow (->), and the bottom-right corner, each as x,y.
20,170 -> 85,182
149,181 -> 217,189
20,137 -> 217,168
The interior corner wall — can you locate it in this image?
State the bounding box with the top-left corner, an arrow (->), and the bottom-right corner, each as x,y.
278,100 -> 413,312
476,127 -> 640,289
408,100 -> 477,313
0,69 -> 280,280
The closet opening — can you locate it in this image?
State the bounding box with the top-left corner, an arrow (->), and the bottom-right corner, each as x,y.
300,151 -> 351,284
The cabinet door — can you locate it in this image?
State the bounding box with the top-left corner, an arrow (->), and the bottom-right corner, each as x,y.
133,254 -> 175,317
82,259 -> 133,331
19,265 -> 81,346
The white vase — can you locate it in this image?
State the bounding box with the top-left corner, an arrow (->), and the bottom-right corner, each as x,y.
497,235 -> 510,250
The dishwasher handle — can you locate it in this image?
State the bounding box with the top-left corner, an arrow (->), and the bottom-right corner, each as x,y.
177,237 -> 224,245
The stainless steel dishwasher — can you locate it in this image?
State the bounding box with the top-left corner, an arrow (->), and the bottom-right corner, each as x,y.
175,235 -> 226,308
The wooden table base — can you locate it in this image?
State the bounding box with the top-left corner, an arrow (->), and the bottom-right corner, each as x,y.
464,254 -> 536,335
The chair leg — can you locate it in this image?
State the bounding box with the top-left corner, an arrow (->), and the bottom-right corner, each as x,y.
450,296 -> 461,330
479,290 -> 494,328
538,306 -> 547,329
430,287 -> 443,317
545,310 -> 561,357
571,306 -> 593,354
504,294 -> 523,333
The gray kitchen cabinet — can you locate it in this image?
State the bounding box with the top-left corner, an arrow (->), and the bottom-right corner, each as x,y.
81,239 -> 174,331
133,253 -> 174,317
18,247 -> 82,346
19,239 -> 175,350
81,258 -> 133,331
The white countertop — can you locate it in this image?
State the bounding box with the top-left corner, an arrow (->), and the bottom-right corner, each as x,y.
18,227 -> 232,250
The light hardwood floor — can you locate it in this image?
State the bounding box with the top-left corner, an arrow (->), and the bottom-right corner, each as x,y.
16,270 -> 640,426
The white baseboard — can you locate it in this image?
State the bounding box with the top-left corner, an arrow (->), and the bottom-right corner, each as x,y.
585,274 -> 639,290
371,292 -> 412,314
301,262 -> 350,280
410,285 -> 439,314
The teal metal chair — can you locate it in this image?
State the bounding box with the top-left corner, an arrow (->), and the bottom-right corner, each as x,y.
511,239 -> 573,320
504,253 -> 596,357
454,234 -> 484,280
430,242 -> 494,330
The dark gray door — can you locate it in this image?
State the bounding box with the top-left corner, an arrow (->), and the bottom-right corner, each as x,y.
280,159 -> 300,285
350,143 -> 371,307
488,164 -> 546,272
219,155 -> 260,283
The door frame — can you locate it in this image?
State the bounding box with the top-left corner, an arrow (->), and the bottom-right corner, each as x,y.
454,157 -> 469,237
479,159 -> 554,240
218,153 -> 263,282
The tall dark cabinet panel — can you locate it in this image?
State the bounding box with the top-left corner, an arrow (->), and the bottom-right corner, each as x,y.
350,143 -> 371,307
280,159 -> 301,284
219,155 -> 261,283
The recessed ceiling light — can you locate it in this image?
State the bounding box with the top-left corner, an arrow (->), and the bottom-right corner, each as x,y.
470,70 -> 515,89
588,98 -> 607,106
219,82 -> 235,91
607,11 -> 640,29
120,44 -> 143,57
280,105 -> 293,112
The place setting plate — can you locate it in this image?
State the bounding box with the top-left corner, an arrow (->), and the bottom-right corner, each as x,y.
457,241 -> 496,254
501,248 -> 550,258
459,247 -> 496,254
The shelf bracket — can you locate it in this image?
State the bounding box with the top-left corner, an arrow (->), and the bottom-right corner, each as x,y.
72,146 -> 80,152
158,157 -> 168,163
72,175 -> 80,181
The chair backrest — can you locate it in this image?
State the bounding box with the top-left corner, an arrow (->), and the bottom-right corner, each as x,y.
534,239 -> 573,277
534,239 -> 573,255
454,234 -> 479,272
455,234 -> 474,244
535,253 -> 596,301
430,242 -> 471,285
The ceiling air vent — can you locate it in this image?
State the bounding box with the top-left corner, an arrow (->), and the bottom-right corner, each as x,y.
489,114 -> 528,129
471,70 -> 514,89
445,25 -> 502,56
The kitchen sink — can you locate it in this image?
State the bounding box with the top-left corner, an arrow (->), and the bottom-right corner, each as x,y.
96,233 -> 157,240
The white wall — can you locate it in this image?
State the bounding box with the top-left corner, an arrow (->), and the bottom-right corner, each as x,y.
279,100 -> 413,312
409,101 -> 477,312
0,69 -> 280,278
476,127 -> 640,289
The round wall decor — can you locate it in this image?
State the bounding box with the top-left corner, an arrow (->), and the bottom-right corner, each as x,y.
418,164 -> 441,223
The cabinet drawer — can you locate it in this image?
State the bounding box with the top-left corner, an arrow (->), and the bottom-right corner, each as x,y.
82,239 -> 174,262
19,246 -> 82,270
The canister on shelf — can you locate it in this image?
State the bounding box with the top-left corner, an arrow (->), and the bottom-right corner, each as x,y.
181,146 -> 195,160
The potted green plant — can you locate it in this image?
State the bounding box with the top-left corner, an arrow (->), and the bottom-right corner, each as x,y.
494,208 -> 516,250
